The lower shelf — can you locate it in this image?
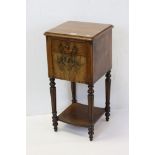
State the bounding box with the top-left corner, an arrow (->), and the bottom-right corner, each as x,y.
58,103 -> 105,127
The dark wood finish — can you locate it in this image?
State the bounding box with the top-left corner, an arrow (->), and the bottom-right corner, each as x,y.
105,71 -> 111,121
71,82 -> 77,103
93,28 -> 112,82
49,78 -> 58,131
88,126 -> 94,141
58,103 -> 105,127
88,84 -> 94,141
44,21 -> 113,141
45,21 -> 113,84
47,39 -> 92,83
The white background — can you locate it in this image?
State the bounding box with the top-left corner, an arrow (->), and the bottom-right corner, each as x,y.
26,0 -> 129,115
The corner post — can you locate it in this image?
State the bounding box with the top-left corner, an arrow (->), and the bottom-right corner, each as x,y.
88,84 -> 94,141
49,78 -> 58,131
105,71 -> 111,121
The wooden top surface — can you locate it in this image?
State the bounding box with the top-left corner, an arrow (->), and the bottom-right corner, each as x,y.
44,21 -> 113,40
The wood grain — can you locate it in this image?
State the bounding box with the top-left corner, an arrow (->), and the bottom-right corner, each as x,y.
47,38 -> 92,83
44,21 -> 113,141
58,103 -> 105,127
44,21 -> 113,41
93,28 -> 112,83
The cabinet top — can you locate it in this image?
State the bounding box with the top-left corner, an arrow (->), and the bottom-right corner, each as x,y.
44,21 -> 113,41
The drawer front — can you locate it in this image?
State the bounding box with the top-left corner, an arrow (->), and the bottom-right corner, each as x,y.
46,38 -> 92,83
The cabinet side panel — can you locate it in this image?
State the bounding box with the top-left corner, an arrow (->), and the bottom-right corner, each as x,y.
93,28 -> 112,83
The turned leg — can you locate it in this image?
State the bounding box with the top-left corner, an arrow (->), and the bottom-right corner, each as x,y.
105,71 -> 111,121
49,78 -> 58,131
88,84 -> 94,141
71,82 -> 77,103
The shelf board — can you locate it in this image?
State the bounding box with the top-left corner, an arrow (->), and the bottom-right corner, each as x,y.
58,103 -> 105,127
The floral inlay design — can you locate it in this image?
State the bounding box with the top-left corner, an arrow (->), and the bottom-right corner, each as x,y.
56,42 -> 85,72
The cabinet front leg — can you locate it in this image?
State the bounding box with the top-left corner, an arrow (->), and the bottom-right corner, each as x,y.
50,78 -> 58,131
105,71 -> 111,121
71,82 -> 77,103
88,84 -> 94,141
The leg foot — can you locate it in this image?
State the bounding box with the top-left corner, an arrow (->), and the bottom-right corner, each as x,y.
88,84 -> 94,141
88,125 -> 94,141
105,107 -> 110,121
52,112 -> 58,132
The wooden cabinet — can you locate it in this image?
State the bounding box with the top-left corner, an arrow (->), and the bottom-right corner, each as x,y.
46,38 -> 91,83
44,21 -> 113,141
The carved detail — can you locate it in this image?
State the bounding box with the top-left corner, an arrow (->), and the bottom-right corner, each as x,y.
50,78 -> 58,131
88,84 -> 94,95
88,125 -> 94,141
49,77 -> 56,87
56,42 -> 85,72
88,84 -> 94,141
105,71 -> 111,121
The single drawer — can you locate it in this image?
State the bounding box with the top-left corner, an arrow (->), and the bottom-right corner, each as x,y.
46,37 -> 92,83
